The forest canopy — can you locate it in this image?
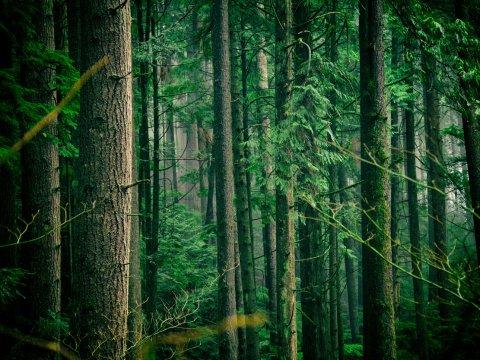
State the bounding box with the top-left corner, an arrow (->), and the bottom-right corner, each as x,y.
0,0 -> 479,359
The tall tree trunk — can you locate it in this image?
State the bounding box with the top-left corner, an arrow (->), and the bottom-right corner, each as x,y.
148,0 -> 160,336
422,51 -> 448,320
338,167 -> 359,344
235,241 -> 247,360
454,0 -> 480,266
128,131 -> 142,359
390,31 -> 401,315
72,0 -> 133,357
326,2 -> 344,357
135,0 -> 154,327
275,0 -> 297,358
230,14 -> 260,360
405,45 -> 429,360
359,0 -> 396,359
212,0 -> 238,358
256,16 -> 277,345
19,0 -> 61,331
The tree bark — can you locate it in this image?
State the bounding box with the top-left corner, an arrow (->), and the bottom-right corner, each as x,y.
256,12 -> 277,346
275,0 -> 297,358
421,50 -> 448,320
404,44 -> 429,360
390,30 -> 401,315
230,14 -> 260,360
19,0 -> 61,330
359,0 -> 396,359
212,0 -> 238,358
72,0 -> 133,357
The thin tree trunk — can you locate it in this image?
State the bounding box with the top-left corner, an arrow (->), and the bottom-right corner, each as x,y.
422,51 -> 448,320
73,0 -> 133,357
275,0 -> 297,358
359,0 -> 396,359
230,14 -> 260,360
212,0 -> 238,358
338,167 -> 359,344
390,31 -> 401,315
404,44 -> 429,360
256,19 -> 277,345
19,0 -> 61,332
235,241 -> 247,360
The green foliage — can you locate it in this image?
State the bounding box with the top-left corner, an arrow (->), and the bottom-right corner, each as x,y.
344,343 -> 363,360
0,268 -> 25,310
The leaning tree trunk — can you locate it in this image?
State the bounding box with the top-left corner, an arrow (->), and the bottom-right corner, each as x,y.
19,0 -> 61,333
275,0 -> 297,358
359,0 -> 396,359
404,44 -> 429,360
212,0 -> 239,358
72,0 -> 133,358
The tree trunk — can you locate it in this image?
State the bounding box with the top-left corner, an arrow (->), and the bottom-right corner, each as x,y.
338,167 -> 359,344
422,51 -> 448,320
454,0 -> 480,267
230,15 -> 260,360
404,44 -> 429,360
390,31 -> 401,315
212,0 -> 238,358
19,0 -> 61,331
128,131 -> 142,359
256,17 -> 277,345
72,0 -> 133,357
359,0 -> 396,359
275,0 -> 297,358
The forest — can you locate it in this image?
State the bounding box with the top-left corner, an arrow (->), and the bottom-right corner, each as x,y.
0,0 -> 479,359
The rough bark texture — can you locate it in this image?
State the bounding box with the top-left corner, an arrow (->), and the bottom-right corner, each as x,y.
73,1 -> 133,357
390,31 -> 401,314
404,48 -> 429,360
212,0 -> 239,358
19,0 -> 61,328
256,22 -> 277,345
359,0 -> 396,359
230,16 -> 260,360
275,0 -> 297,358
422,51 -> 448,319
128,131 -> 142,360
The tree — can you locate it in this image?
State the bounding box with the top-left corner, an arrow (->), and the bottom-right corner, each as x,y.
211,0 -> 238,358
72,0 -> 133,357
359,0 -> 396,359
404,42 -> 429,360
19,0 -> 61,331
275,0 -> 297,358
230,12 -> 259,360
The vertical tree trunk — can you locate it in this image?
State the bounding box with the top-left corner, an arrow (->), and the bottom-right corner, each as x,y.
230,14 -> 260,360
359,0 -> 396,359
256,18 -> 277,345
147,0 -> 160,336
338,167 -> 359,343
235,241 -> 247,360
128,131 -> 142,360
135,0 -> 154,327
454,0 -> 480,267
422,51 -> 448,320
390,31 -> 401,315
20,0 -> 61,330
275,0 -> 297,358
73,0 -> 133,357
404,45 -> 429,360
212,0 -> 238,358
